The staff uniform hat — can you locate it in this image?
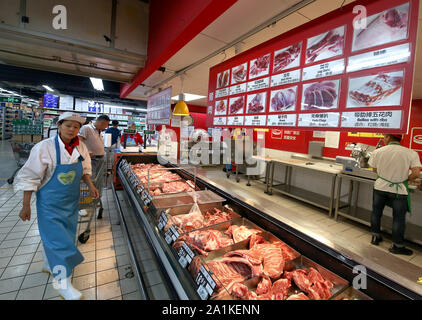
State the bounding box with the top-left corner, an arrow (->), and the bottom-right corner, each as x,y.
58,112 -> 86,126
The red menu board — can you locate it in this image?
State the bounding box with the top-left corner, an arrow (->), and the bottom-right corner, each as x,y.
206,0 -> 419,133
147,86 -> 172,125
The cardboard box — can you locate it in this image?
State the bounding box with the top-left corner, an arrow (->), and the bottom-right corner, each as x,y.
12,134 -> 23,142
32,135 -> 42,143
22,134 -> 32,143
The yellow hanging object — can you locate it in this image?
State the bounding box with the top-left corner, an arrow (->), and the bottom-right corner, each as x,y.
173,100 -> 190,116
417,277 -> 422,284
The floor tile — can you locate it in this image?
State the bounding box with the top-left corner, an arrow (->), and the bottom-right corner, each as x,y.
96,257 -> 117,272
73,262 -> 96,277
96,239 -> 114,250
0,239 -> 22,249
96,281 -> 121,300
119,277 -> 140,296
113,245 -> 129,257
15,244 -> 39,256
0,291 -> 18,300
96,248 -> 116,260
20,272 -> 49,290
1,263 -> 30,280
122,291 -> 142,300
143,270 -> 161,288
116,254 -> 130,267
0,247 -> 17,258
0,257 -> 11,268
27,261 -> 44,275
0,276 -> 24,295
97,269 -> 119,286
72,273 -> 96,291
96,232 -> 113,242
409,254 -> 422,268
80,287 -> 96,300
16,285 -> 45,300
149,283 -> 170,300
31,251 -> 43,263
78,242 -> 96,253
20,236 -> 41,246
43,282 -> 59,300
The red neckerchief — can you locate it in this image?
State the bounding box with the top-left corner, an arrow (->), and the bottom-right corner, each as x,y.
61,135 -> 80,155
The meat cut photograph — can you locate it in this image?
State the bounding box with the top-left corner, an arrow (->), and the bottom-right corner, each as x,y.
273,43 -> 301,73
271,88 -> 296,112
306,26 -> 344,64
353,4 -> 409,52
303,80 -> 339,110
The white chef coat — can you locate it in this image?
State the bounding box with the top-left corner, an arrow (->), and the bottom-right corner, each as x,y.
78,123 -> 105,156
368,144 -> 421,195
14,136 -> 92,192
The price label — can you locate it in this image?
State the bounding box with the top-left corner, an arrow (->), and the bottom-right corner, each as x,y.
178,255 -> 188,268
164,230 -> 173,244
197,284 -> 209,300
170,226 -> 179,239
157,211 -> 168,231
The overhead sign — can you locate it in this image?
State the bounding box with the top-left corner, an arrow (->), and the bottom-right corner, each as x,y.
147,87 -> 172,125
206,0 -> 419,133
0,97 -> 21,103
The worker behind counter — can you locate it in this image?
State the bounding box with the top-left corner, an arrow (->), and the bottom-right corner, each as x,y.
121,122 -> 144,147
368,133 -> 421,256
14,112 -> 100,300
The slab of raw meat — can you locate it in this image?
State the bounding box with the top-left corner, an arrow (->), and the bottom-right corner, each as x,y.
271,278 -> 292,300
349,73 -> 403,106
174,229 -> 234,256
253,243 -> 284,279
286,292 -> 310,300
303,81 -> 337,110
247,93 -> 265,113
354,7 -> 408,51
271,89 -> 296,111
206,260 -> 247,289
306,29 -> 344,63
167,209 -> 205,232
272,240 -> 300,261
229,97 -> 244,114
273,43 -> 301,73
221,256 -> 263,278
162,181 -> 194,194
249,234 -> 268,248
225,225 -> 262,243
204,208 -> 232,226
256,276 -> 272,296
285,267 -> 334,300
224,249 -> 263,265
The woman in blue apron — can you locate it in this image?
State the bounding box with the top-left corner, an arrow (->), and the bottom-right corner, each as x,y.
16,112 -> 99,300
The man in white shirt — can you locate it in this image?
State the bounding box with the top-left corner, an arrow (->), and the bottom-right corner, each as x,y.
78,114 -> 110,158
78,114 -> 110,216
368,134 -> 421,255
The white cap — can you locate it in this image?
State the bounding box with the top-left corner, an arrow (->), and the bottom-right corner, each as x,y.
58,112 -> 86,126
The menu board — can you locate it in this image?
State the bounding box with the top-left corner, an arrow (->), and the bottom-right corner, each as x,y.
206,0 -> 418,133
147,87 -> 172,125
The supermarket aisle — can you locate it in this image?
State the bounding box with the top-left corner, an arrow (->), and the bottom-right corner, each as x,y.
0,141 -> 17,187
198,167 -> 422,268
0,168 -> 142,300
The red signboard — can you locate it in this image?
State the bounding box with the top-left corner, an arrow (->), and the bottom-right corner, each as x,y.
206,0 -> 419,133
147,86 -> 172,125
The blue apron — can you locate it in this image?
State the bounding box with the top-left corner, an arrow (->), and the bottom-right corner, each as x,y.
37,135 -> 84,278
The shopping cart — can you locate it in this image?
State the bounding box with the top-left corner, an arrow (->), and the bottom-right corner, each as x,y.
7,141 -> 35,184
78,158 -> 105,244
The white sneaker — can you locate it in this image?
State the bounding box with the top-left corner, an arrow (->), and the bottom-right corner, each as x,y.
79,210 -> 88,217
56,277 -> 83,300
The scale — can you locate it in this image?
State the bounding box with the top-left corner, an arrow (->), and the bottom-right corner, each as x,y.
335,142 -> 378,180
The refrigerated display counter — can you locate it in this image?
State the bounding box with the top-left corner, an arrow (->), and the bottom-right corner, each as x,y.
113,154 -> 422,300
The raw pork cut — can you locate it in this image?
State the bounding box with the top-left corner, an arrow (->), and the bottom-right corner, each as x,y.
225,225 -> 262,243
204,208 -> 232,226
256,276 -> 272,296
306,29 -> 344,63
271,240 -> 300,261
206,260 -> 248,290
229,97 -> 244,114
218,71 -> 229,88
354,7 -> 408,51
303,81 -> 337,110
247,93 -> 265,113
221,256 -> 263,278
271,89 -> 296,111
162,180 -> 194,194
271,278 -> 291,300
285,267 -> 334,300
168,209 -> 204,232
232,64 -> 246,83
252,243 -> 284,279
273,43 -> 301,73
349,73 -> 403,106
250,54 -> 270,77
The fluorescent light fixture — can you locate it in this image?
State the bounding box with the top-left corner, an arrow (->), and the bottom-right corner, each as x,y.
171,93 -> 205,102
43,85 -> 54,92
90,77 -> 104,91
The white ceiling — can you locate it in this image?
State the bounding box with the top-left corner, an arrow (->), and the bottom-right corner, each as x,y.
128,0 -> 422,108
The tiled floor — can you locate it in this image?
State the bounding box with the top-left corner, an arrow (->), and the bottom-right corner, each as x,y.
0,178 -> 142,300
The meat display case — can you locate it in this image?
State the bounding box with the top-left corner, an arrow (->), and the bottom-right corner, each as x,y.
113,153 -> 422,300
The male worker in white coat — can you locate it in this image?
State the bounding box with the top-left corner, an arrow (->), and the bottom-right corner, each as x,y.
368,134 -> 421,255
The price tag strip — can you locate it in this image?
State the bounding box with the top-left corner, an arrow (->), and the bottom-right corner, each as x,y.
195,265 -> 217,299
177,241 -> 195,268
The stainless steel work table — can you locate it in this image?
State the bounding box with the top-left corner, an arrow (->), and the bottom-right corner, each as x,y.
264,157 -> 342,217
335,173 -> 422,245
